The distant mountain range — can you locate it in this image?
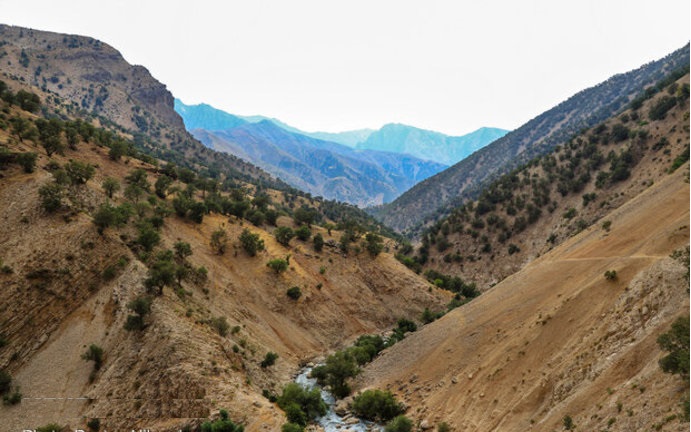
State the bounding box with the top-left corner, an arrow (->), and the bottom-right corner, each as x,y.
174,99 -> 507,166
372,43 -> 691,234
175,100 -> 506,206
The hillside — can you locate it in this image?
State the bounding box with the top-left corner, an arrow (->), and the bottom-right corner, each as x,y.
188,119 -> 448,206
0,24 -> 291,191
358,152 -> 689,431
374,44 -> 690,234
408,73 -> 690,289
0,87 -> 450,430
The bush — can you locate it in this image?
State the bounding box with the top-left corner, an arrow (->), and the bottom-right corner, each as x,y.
261,351 -> 279,368
3,388 -> 22,405
0,369 -> 12,394
38,182 -> 64,212
281,423 -> 303,432
276,383 -> 327,426
657,315 -> 689,379
200,409 -> 244,432
16,152 -> 37,173
35,424 -> 64,432
82,344 -> 104,370
295,225 -> 311,241
267,258 -> 288,274
240,228 -> 264,256
385,415 -> 413,432
275,226 -> 295,247
604,270 -> 617,281
210,227 -> 228,255
124,296 -> 152,331
65,160 -> 95,185
351,389 -> 404,422
209,316 -> 230,337
313,233 -> 324,252
87,418 -> 101,432
286,286 -> 302,300
648,95 -> 677,120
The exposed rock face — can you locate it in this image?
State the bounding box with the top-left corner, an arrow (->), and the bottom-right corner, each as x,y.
0,24 -> 184,133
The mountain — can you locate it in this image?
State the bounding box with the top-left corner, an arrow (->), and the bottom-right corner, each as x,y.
175,101 -> 448,206
0,25 -> 449,430
359,163 -> 689,431
175,100 -> 505,165
190,120 -> 448,206
408,72 -> 690,290
357,123 -> 509,166
173,99 -> 248,130
373,44 -> 690,234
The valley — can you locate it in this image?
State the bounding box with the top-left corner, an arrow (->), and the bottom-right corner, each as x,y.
0,23 -> 687,432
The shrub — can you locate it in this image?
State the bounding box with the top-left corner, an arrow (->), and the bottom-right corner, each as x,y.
562,415 -> 575,430
274,226 -> 295,247
365,232 -> 384,256
286,286 -> 302,300
648,95 -> 677,120
2,388 -> 21,405
0,369 -> 11,394
82,344 -> 104,370
35,424 -> 64,432
16,152 -> 37,173
657,315 -> 689,379
276,383 -> 327,426
351,389 -> 404,422
38,182 -> 64,212
604,270 -> 617,281
240,228 -> 264,256
209,316 -> 230,337
210,227 -> 228,255
86,418 -> 101,432
267,258 -> 288,274
295,225 -> 311,241
200,409 -> 244,432
281,423 -> 303,432
385,415 -> 413,432
65,160 -> 95,185
261,351 -> 279,368
313,233 -> 324,252
124,296 -> 152,331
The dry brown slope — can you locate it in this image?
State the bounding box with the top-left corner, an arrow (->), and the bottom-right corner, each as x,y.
358,162 -> 689,431
0,124 -> 449,430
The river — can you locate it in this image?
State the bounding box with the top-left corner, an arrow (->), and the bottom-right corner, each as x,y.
294,367 -> 384,432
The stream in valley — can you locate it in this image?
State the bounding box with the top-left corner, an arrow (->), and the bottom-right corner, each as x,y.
295,367 -> 384,431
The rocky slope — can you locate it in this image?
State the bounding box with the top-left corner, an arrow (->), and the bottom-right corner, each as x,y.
374,44 -> 690,234
415,73 -> 690,290
358,156 -> 689,431
0,102 -> 449,430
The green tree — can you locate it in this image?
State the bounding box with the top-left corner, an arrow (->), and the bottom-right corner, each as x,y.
658,315 -> 690,379
16,152 -> 37,173
35,118 -> 64,157
295,225 -> 311,241
351,389 -> 404,422
137,222 -> 160,252
108,139 -> 129,161
38,182 -> 64,212
313,233 -> 324,252
276,383 -> 327,427
124,295 -> 152,331
365,232 -> 384,256
65,160 -> 95,185
102,177 -> 120,198
240,229 -> 264,256
275,226 -> 295,247
144,250 -> 176,295
93,202 -> 128,234
267,258 -> 288,274
14,90 -> 41,112
81,344 -> 104,370
286,286 -> 302,300
260,351 -> 279,368
210,227 -> 228,255
174,241 -> 192,261
154,175 -> 173,198
125,168 -> 150,192
385,416 -> 413,432
312,350 -> 359,398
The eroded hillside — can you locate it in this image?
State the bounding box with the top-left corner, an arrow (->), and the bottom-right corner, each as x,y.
409,73 -> 690,290
358,158 -> 689,431
0,92 -> 449,430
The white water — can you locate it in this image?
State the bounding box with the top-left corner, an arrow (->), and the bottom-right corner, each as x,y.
294,367 -> 383,431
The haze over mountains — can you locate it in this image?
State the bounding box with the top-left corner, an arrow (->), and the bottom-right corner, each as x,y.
175,99 -> 506,206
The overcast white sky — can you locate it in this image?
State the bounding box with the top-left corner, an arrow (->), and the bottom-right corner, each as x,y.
1,0 -> 689,135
